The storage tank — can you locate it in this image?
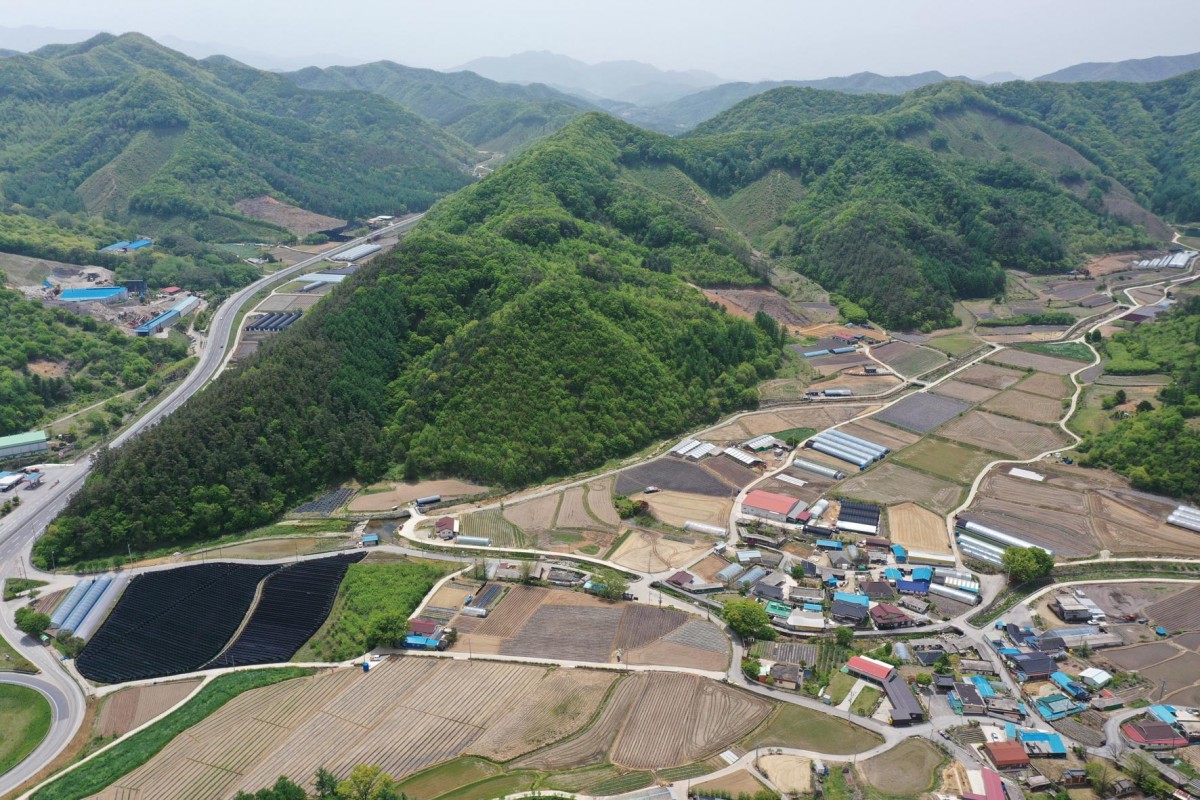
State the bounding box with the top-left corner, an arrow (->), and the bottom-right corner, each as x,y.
684,521 -> 727,536
455,535 -> 491,547
415,494 -> 442,506
50,580 -> 94,628
962,520 -> 1053,556
812,435 -> 880,463
793,459 -> 846,481
823,389 -> 853,397
823,429 -> 890,456
929,582 -> 981,605
808,441 -> 870,469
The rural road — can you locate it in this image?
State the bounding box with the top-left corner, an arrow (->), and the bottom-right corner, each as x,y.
0,214 -> 426,795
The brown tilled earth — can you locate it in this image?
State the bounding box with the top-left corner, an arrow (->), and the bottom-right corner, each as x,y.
232,196 -> 343,236
96,680 -> 202,737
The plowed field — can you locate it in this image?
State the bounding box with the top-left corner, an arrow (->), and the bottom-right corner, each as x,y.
643,490 -> 730,528
838,418 -> 921,451
615,607 -> 688,650
500,605 -> 624,662
870,341 -> 947,376
838,463 -> 964,514
873,393 -> 971,433
888,503 -> 951,553
937,410 -> 1071,458
1017,372 -> 1072,399
502,494 -> 559,532
587,479 -> 621,526
96,680 -> 201,737
931,379 -> 1000,403
956,364 -> 1026,389
983,389 -> 1065,423
615,460 -> 735,498
557,487 -> 598,529
515,674 -> 648,770
988,350 -> 1082,375
1147,586 -> 1200,632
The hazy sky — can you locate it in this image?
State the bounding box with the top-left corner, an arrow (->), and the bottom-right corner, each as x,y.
5,0 -> 1200,79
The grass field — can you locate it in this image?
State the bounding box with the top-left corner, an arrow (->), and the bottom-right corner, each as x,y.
392,755 -> 503,799
827,671 -> 857,704
743,704 -> 882,754
435,771 -> 540,800
30,668 -> 312,800
3,579 -> 47,601
858,737 -> 945,797
926,334 -> 982,357
0,630 -> 37,673
850,686 -> 881,716
1015,341 -> 1094,362
0,684 -> 51,776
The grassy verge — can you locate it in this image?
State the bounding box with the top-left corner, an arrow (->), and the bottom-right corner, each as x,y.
741,703 -> 882,754
0,630 -> 38,673
0,684 -> 52,775
30,668 -> 312,800
850,686 -> 881,716
3,578 -> 47,601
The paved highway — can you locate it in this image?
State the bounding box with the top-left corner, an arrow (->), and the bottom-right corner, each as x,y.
0,215 -> 424,795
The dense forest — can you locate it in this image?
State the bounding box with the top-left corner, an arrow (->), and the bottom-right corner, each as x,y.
1078,296 -> 1200,500
0,288 -> 188,435
37,115 -> 782,566
0,33 -> 475,236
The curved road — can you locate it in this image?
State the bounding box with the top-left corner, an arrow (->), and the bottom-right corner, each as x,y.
0,215 -> 424,796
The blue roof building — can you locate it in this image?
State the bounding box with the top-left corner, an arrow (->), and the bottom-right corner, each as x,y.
970,675 -> 996,698
1149,704 -> 1177,724
884,567 -> 902,581
60,287 -> 129,304
911,566 -> 933,581
892,544 -> 907,561
896,579 -> 930,595
833,591 -> 869,607
815,539 -> 843,550
1017,729 -> 1067,756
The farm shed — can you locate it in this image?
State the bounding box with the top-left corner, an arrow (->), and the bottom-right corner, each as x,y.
361,534 -> 379,546
736,549 -> 764,564
1079,667 -> 1112,689
884,673 -> 925,725
833,592 -> 868,607
744,435 -> 786,451
409,619 -> 441,637
846,655 -> 894,683
724,447 -> 765,467
0,430 -> 49,460
891,544 -> 907,562
983,741 -> 1030,770
742,489 -> 805,523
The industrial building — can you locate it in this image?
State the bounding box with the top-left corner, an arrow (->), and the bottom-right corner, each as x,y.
60,286 -> 129,304
134,295 -> 199,336
741,489 -> 807,523
0,430 -> 49,461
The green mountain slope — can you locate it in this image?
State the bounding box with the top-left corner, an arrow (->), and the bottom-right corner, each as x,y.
39,114 -> 781,566
284,61 -> 592,153
0,33 -> 476,232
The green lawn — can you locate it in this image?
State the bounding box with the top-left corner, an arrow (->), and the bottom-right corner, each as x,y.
393,756 -> 503,799
743,704 -> 882,755
926,334 -> 982,357
3,579 -> 48,601
31,668 -> 312,800
1015,341 -> 1095,362
827,670 -> 857,704
772,427 -> 816,443
0,630 -> 37,673
433,772 -> 541,800
0,684 -> 51,775
850,686 -> 882,716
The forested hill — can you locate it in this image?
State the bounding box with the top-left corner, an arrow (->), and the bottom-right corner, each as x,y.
39,113 -> 782,567
284,61 -> 594,154
0,33 -> 476,232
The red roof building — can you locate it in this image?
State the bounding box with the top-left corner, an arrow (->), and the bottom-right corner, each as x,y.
846,655 -> 894,683
869,603 -> 912,629
435,516 -> 457,533
666,571 -> 694,588
409,619 -> 440,637
981,769 -> 1005,800
161,286 -> 182,295
984,741 -> 1031,770
1122,721 -> 1188,749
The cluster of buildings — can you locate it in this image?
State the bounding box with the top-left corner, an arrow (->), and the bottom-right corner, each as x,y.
133,295 -> 200,336
843,654 -> 925,725
0,467 -> 44,491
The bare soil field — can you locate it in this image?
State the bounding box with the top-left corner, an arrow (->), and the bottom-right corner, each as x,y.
713,406 -> 868,440
870,341 -> 948,377
96,680 -> 201,738
931,380 -> 1000,404
611,529 -> 714,572
701,458 -> 761,489
809,352 -> 872,372
557,487 -> 598,529
893,438 -> 1001,484
587,479 -> 621,526
818,373 -> 903,395
873,393 -> 972,433
888,502 -> 952,554
956,364 -> 1027,390
615,460 -> 735,498
1017,372 -> 1073,399
233,196 -> 343,236
1142,652 -> 1200,695
983,389 -> 1066,424
465,669 -> 616,761
988,350 -> 1082,376
1105,642 -> 1182,671
503,494 -> 560,532
1083,252 -> 1139,277
643,490 -> 731,528
1085,584 -> 1188,619
624,640 -> 728,672
704,287 -> 811,329
610,673 -> 771,769
758,755 -> 812,794
838,464 -> 964,514
1174,632 -> 1200,650
461,510 -> 526,547
977,472 -> 1090,515
1147,586 -> 1200,632
349,480 -> 488,511
692,555 -> 734,582
963,500 -> 1099,557
615,607 -> 688,650
859,738 -> 942,796
515,674 -> 648,770
426,582 -> 477,612
180,536 -> 347,562
471,587 -> 551,639
501,605 -> 624,662
1088,494 -> 1200,558
692,770 -> 767,797
937,410 -> 1071,458
839,418 -> 921,451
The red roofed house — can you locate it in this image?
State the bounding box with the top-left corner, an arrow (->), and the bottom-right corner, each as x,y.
983,740 -> 1031,770
408,619 -> 440,637
435,516 -> 459,539
666,571 -> 695,589
981,768 -> 1006,800
742,489 -> 806,524
1122,720 -> 1188,749
846,654 -> 895,683
869,603 -> 912,630
161,286 -> 182,295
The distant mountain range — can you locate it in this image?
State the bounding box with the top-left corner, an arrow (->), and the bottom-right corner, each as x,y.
454,50 -> 724,106
1037,51 -> 1200,83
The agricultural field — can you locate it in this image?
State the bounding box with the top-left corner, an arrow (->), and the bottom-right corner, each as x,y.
615,460 -> 736,498
624,619 -> 731,672
963,495 -> 1099,559
817,373 -> 903,395
502,494 -> 560,533
642,490 -> 731,528
872,394 -> 971,434
955,363 -> 1027,389
692,770 -> 768,796
858,738 -> 943,796
838,463 -> 965,515
927,334 -> 984,357
586,479 -> 621,526
1016,371 -> 1073,399
869,341 -> 948,377
892,438 -> 1001,484
887,502 -> 952,554
95,680 -> 202,737
982,388 -> 1066,423
610,529 -> 715,572
1088,492 -> 1200,558
987,350 -> 1082,376
701,457 -> 761,489
936,410 -> 1071,459
1146,586 -> 1200,633
740,704 -> 882,754
347,480 -> 489,512
556,487 -> 595,529
758,755 -> 812,794
461,509 -> 528,547
838,418 -> 921,452
930,379 -> 999,404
